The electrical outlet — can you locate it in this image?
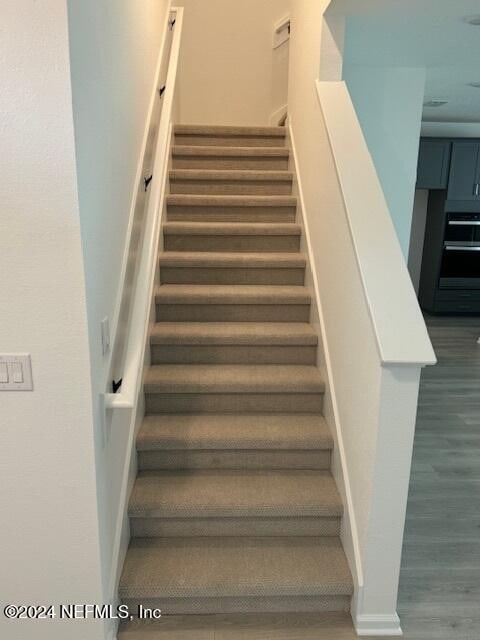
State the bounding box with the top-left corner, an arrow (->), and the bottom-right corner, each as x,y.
101,317 -> 110,356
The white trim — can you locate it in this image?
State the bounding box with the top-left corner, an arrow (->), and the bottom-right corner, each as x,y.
104,8 -> 183,410
316,80 -> 436,367
354,613 -> 403,636
102,3 -> 172,396
270,104 -> 287,126
287,121 -> 364,597
106,115 -> 174,613
104,6 -> 184,604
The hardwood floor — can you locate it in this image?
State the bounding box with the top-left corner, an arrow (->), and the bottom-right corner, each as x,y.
398,314 -> 480,640
119,613 -> 367,639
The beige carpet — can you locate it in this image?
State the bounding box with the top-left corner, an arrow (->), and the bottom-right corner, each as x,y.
118,125 -> 353,627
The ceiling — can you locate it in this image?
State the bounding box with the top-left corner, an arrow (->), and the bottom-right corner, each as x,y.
327,0 -> 480,123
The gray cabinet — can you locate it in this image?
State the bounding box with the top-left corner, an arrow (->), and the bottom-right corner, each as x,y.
447,142 -> 480,202
435,290 -> 480,314
416,139 -> 451,189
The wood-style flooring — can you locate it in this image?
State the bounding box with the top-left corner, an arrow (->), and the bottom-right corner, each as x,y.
119,612 -> 367,639
398,314 -> 480,640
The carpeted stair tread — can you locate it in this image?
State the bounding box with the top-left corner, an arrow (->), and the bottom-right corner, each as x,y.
137,414 -> 333,451
175,125 -> 286,137
155,285 -> 311,305
144,365 -> 325,394
119,537 -> 353,600
150,323 -> 317,346
167,194 -> 296,208
172,146 -> 290,158
119,117 -> 351,620
163,222 -> 302,236
129,470 -> 343,519
159,252 -> 306,268
170,169 -> 293,181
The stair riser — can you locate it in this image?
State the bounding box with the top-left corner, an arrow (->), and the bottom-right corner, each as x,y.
170,180 -> 292,196
150,344 -> 317,365
130,516 -> 340,538
121,596 -> 351,615
156,304 -> 311,323
159,268 -> 305,286
145,393 -> 323,414
167,206 -> 296,223
164,235 -> 301,253
137,449 -> 331,471
174,134 -> 286,147
172,158 -> 289,171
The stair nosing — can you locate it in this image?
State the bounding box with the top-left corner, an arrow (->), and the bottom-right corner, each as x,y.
167,194 -> 297,207
172,145 -> 290,157
144,364 -> 325,395
155,284 -> 311,305
128,469 -> 343,519
169,170 -> 293,182
163,222 -> 302,236
149,322 -> 317,346
175,125 -> 286,137
158,252 -> 307,268
137,414 -> 333,452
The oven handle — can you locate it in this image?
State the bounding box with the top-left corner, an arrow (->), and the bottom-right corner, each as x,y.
448,221 -> 480,226
445,245 -> 480,252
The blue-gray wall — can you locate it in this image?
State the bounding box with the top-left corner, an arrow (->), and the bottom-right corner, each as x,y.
342,15 -> 426,258
343,64 -> 426,258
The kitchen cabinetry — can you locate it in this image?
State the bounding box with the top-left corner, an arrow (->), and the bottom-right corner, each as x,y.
447,141 -> 480,211
416,139 -> 451,189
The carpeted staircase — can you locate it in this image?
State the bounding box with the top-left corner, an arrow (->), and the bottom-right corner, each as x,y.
118,125 -> 353,634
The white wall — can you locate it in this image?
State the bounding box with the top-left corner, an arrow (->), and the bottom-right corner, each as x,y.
0,2 -> 105,639
66,0 -> 171,592
342,64 -> 426,258
176,0 -> 290,125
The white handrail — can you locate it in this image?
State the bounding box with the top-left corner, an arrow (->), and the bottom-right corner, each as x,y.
316,80 -> 436,366
104,8 -> 184,412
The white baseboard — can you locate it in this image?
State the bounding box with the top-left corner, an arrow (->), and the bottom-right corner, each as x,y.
354,613 -> 403,636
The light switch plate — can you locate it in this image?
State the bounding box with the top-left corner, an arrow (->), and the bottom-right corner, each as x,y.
0,354 -> 33,391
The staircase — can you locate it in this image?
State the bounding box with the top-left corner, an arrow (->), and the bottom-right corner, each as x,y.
118,125 -> 353,634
